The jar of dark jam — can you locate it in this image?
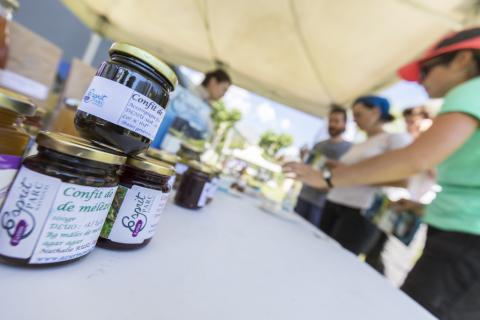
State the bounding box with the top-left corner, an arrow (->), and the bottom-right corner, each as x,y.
146,147 -> 179,188
75,42 -> 178,155
0,131 -> 126,266
98,156 -> 174,250
175,161 -> 214,210
0,89 -> 36,208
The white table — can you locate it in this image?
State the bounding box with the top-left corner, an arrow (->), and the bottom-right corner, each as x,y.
0,192 -> 435,320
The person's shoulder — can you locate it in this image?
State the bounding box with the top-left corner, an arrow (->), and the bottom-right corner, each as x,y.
441,77 -> 480,118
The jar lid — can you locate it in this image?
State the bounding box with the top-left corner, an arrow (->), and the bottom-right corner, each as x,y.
0,88 -> 36,116
128,156 -> 175,176
109,43 -> 178,89
187,160 -> 215,175
1,0 -> 19,11
146,148 -> 179,165
180,141 -> 205,153
36,131 -> 126,165
64,98 -> 80,110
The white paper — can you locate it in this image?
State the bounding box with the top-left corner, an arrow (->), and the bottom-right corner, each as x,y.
0,69 -> 49,100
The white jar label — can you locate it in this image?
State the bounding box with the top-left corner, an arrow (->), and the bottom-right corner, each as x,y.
0,166 -> 117,263
0,155 -> 23,208
0,167 -> 61,259
207,178 -> 219,199
102,185 -> 170,244
79,76 -> 166,140
197,182 -> 213,208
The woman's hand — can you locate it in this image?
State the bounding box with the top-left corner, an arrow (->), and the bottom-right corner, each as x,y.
282,162 -> 328,190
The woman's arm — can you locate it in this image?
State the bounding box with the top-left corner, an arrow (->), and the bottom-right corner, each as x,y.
284,113 -> 477,189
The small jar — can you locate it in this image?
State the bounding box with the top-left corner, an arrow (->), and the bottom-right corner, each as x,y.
175,161 -> 214,210
75,43 -> 177,155
98,156 -> 174,250
0,0 -> 18,68
0,88 -> 36,208
146,147 -> 179,188
174,143 -> 204,188
0,131 -> 126,266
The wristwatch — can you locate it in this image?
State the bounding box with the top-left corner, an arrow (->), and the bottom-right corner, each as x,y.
322,167 -> 334,188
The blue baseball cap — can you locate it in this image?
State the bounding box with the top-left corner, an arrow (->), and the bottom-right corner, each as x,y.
353,95 -> 394,122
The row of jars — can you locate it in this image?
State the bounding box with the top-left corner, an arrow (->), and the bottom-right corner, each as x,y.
0,42 -> 221,266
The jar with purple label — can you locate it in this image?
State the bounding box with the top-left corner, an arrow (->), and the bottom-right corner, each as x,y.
0,132 -> 126,266
75,42 -> 177,155
97,155 -> 174,250
174,161 -> 214,210
0,88 -> 36,209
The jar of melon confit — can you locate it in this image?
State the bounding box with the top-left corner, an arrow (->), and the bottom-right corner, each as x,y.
75,42 -> 177,155
174,161 -> 214,210
0,88 -> 36,208
0,132 -> 126,266
98,155 -> 174,250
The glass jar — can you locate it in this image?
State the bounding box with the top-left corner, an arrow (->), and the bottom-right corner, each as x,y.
98,155 -> 174,250
0,131 -> 126,266
174,161 -> 214,210
0,88 -> 36,208
75,42 -> 177,155
0,0 -> 18,69
146,147 -> 179,189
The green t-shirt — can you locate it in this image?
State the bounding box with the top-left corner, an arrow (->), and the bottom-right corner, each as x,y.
424,77 -> 480,234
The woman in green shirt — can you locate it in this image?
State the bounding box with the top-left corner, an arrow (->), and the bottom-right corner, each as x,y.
285,28 -> 480,319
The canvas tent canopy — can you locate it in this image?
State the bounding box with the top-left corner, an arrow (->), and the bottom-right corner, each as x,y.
62,0 -> 480,117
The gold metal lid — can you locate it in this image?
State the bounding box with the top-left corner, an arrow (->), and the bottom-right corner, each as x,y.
1,0 -> 19,11
127,155 -> 175,176
109,42 -> 177,89
146,148 -> 179,165
180,141 -> 205,153
0,88 -> 36,116
186,160 -> 215,175
36,131 -> 126,165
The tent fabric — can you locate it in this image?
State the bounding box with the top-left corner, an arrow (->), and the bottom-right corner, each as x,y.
62,0 -> 476,117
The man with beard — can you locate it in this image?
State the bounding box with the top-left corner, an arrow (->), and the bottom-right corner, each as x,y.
294,106 -> 352,227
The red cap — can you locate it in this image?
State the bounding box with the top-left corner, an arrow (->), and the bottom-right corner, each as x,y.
398,29 -> 480,82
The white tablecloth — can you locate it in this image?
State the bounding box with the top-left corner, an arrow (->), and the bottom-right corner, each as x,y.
0,192 -> 435,320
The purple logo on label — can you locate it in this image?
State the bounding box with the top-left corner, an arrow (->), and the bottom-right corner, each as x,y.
10,220 -> 27,246
121,192 -> 149,238
132,220 -> 143,237
1,177 -> 37,243
83,88 -> 107,107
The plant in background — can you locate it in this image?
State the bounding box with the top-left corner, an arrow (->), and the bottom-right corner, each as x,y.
258,130 -> 293,158
208,100 -> 243,157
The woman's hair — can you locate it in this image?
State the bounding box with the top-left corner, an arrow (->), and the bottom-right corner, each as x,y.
353,95 -> 394,123
433,28 -> 480,75
201,69 -> 231,86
